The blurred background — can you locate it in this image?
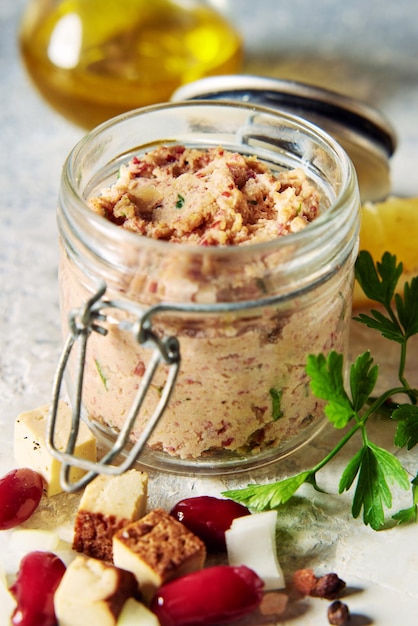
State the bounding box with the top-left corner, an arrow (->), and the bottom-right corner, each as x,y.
3,0 -> 418,194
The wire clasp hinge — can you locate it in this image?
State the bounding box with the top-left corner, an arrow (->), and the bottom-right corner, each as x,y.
47,281 -> 180,492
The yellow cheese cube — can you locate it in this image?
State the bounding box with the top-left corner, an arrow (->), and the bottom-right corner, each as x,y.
78,470 -> 148,519
14,401 -> 97,496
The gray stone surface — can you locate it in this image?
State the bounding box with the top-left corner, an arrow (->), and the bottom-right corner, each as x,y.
1,1 -> 418,623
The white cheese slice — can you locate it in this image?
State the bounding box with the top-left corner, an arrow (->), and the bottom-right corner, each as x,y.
4,528 -> 75,575
117,598 -> 160,626
10,527 -> 61,553
225,510 -> 285,590
3,528 -> 60,575
14,401 -> 97,496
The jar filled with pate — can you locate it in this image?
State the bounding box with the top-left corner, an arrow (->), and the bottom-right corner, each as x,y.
57,101 -> 360,475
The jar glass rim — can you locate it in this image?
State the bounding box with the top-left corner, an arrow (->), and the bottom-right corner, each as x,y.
62,99 -> 357,260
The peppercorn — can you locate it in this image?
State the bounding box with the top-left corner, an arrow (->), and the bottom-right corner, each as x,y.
327,600 -> 350,625
312,572 -> 346,599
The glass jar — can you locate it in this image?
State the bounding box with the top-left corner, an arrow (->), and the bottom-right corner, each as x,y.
57,100 -> 360,476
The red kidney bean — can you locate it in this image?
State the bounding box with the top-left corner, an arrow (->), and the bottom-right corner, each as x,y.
150,564 -> 264,626
170,496 -> 250,551
0,468 -> 43,530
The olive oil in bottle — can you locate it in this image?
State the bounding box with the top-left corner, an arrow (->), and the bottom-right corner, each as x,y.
19,0 -> 242,128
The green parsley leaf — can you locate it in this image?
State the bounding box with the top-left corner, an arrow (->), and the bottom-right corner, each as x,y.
353,251 -> 410,343
306,352 -> 355,428
392,404 -> 418,449
338,446 -> 364,493
223,471 -> 311,510
340,442 -> 410,530
256,278 -> 268,294
175,193 -> 185,209
395,276 -> 418,339
392,505 -> 418,524
353,308 -> 404,343
392,484 -> 418,524
269,388 -> 283,421
349,351 -> 379,412
369,442 -> 410,491
94,359 -> 108,390
355,250 -> 402,307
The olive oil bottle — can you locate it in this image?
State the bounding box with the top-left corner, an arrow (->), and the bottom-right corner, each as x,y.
19,0 -> 242,128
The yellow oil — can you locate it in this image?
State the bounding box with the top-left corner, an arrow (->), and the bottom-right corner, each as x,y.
19,0 -> 242,129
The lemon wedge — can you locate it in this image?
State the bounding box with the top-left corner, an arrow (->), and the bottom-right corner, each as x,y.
353,196 -> 418,309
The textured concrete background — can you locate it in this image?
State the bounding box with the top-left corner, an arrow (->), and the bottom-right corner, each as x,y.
1,2 -> 418,623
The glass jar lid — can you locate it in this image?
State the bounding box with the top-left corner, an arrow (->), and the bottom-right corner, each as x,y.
171,74 -> 397,202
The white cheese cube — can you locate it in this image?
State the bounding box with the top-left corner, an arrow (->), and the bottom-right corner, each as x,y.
54,556 -> 138,626
225,510 -> 285,590
14,401 -> 97,496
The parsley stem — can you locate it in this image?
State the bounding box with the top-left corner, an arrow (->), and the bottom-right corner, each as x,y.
398,338 -> 408,385
363,385 -> 409,417
310,421 -> 362,474
398,340 -> 417,404
384,300 -> 401,329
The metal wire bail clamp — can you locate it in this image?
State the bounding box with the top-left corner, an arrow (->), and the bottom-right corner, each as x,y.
46,281 -> 180,493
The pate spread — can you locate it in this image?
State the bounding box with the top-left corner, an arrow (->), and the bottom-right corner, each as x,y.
60,145 -> 351,461
88,145 -> 320,245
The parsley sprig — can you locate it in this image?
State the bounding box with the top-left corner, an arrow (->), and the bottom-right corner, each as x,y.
224,251 -> 418,530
